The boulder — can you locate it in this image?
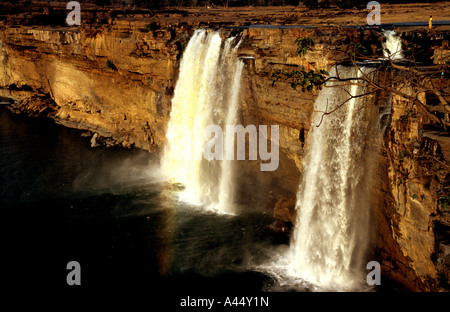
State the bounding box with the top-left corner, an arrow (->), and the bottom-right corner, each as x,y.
90,133 -> 100,148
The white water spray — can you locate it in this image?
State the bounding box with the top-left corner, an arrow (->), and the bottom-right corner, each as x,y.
162,29 -> 243,214
383,30 -> 404,60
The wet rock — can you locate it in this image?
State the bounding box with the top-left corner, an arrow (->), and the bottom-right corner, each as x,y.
273,194 -> 297,224
269,220 -> 291,233
104,138 -> 116,147
90,133 -> 100,148
8,94 -> 58,117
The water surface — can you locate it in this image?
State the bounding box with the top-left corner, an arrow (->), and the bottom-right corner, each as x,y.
1,107 -> 287,294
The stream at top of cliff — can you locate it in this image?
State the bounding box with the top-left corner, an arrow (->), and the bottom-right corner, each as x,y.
0,106 -> 291,293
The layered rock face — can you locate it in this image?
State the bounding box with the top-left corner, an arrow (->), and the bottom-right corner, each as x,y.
374,91 -> 450,291
0,15 -> 448,291
0,22 -> 354,197
0,24 -> 182,150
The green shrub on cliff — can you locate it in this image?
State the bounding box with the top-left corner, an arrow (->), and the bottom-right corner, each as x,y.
271,36 -> 328,92
271,69 -> 328,92
295,37 -> 314,58
350,41 -> 369,57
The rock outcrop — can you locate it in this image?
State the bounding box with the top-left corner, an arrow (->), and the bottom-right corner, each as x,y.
372,74 -> 450,290
0,22 -> 184,150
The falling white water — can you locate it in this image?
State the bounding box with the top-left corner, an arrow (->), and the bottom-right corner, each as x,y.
383,30 -> 404,60
162,29 -> 243,214
289,66 -> 377,290
217,60 -> 244,214
257,66 -> 379,291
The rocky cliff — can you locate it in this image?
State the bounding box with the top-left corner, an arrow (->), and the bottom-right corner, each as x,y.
374,88 -> 450,291
0,21 -> 359,194
0,21 -> 184,150
1,6 -> 449,291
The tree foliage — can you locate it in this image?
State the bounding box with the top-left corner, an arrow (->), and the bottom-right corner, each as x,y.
271,36 -> 328,92
272,69 -> 328,91
295,37 -> 314,57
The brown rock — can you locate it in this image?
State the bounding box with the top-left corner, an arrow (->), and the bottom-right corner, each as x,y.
269,220 -> 291,233
273,194 -> 297,224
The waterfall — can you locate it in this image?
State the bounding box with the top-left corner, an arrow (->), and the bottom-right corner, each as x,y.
217,60 -> 244,213
162,29 -> 243,214
383,30 -> 404,60
286,66 -> 378,290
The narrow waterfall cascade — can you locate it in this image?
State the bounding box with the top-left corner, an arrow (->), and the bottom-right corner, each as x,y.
162,29 -> 244,214
383,30 -> 404,60
217,60 -> 245,213
258,66 -> 380,291
288,66 -> 379,290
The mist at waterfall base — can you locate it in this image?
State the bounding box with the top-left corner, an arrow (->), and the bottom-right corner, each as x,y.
0,107 -> 287,293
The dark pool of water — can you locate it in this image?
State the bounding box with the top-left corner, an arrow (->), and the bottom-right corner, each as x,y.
0,107 -> 289,296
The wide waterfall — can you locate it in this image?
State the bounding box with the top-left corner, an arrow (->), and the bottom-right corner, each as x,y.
383,30 -> 404,60
162,29 -> 243,214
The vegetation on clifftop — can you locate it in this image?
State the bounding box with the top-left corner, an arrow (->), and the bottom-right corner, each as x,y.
271,36 -> 328,91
